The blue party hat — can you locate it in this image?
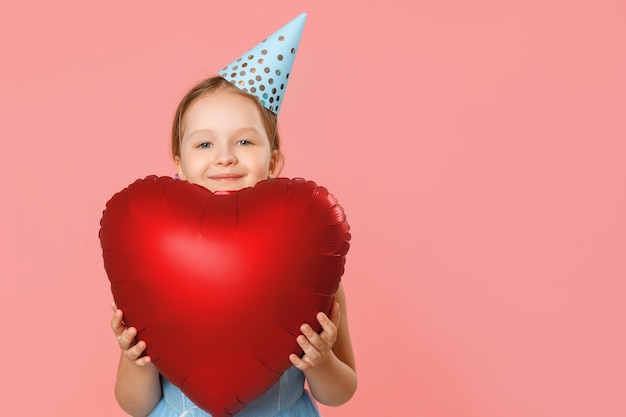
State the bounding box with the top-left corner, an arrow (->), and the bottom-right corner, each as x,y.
220,13 -> 306,114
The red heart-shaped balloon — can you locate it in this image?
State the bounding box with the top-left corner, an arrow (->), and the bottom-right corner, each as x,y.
99,176 -> 350,416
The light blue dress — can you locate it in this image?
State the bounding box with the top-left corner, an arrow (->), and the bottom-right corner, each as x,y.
148,366 -> 322,417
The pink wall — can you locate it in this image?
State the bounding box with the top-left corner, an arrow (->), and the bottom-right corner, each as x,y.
1,0 -> 625,416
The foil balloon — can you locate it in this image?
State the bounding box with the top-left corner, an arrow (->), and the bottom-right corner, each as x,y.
99,176 -> 350,417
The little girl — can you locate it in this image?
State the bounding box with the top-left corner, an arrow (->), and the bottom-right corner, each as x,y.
109,15 -> 356,417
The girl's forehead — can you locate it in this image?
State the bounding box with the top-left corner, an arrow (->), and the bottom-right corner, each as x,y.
181,91 -> 268,139
186,91 -> 261,120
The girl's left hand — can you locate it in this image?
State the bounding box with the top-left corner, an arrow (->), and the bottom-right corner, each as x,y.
289,301 -> 340,371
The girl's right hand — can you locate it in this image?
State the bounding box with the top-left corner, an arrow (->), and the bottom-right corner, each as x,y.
111,301 -> 152,367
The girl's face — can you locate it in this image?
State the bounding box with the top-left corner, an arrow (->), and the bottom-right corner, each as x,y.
175,90 -> 276,193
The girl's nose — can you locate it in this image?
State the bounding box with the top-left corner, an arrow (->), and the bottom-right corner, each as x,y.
214,147 -> 237,166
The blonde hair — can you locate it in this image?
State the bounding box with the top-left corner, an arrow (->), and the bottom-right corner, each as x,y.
171,76 -> 283,175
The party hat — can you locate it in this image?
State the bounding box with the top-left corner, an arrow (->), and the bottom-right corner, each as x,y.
220,13 -> 306,114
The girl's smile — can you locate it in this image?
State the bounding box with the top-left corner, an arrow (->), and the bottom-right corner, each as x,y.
209,173 -> 245,181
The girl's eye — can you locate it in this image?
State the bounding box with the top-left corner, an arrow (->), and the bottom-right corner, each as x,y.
237,139 -> 252,146
198,142 -> 212,149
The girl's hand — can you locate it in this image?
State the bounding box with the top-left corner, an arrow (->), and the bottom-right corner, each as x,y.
110,301 -> 152,367
289,302 -> 340,371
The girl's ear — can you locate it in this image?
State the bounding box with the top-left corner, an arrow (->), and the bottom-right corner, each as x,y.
269,150 -> 279,176
174,155 -> 186,180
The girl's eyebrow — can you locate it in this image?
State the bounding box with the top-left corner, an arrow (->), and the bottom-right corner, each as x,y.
187,129 -> 214,138
182,129 -> 213,142
233,127 -> 262,135
184,127 -> 262,141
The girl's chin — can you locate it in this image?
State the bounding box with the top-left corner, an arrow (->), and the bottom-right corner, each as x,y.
207,179 -> 268,193
206,182 -> 247,193
190,178 -> 266,193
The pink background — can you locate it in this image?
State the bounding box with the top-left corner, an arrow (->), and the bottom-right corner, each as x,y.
1,0 -> 625,416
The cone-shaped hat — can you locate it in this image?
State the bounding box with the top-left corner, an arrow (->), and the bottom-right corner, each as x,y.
220,13 -> 306,114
